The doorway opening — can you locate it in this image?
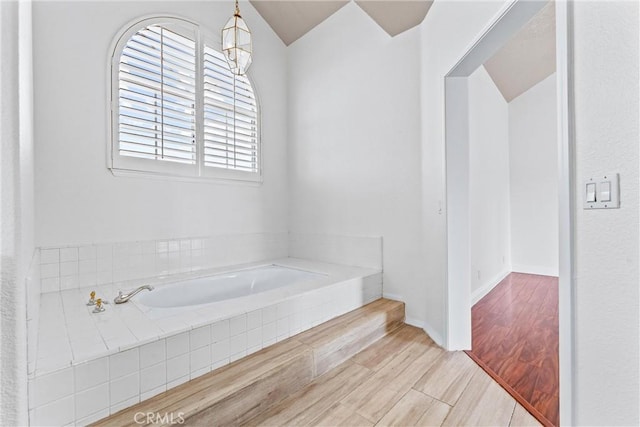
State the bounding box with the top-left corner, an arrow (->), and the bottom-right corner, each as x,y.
444,1 -> 573,426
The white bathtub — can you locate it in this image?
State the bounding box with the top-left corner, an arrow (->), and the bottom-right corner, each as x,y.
31,257 -> 383,426
135,265 -> 324,309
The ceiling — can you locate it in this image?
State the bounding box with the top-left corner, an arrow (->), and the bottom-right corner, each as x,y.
248,0 -> 555,102
249,1 -> 349,46
355,1 -> 434,37
249,0 -> 433,45
483,1 -> 556,102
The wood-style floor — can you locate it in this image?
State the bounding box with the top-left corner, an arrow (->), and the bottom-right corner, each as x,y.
243,324 -> 541,427
465,273 -> 559,427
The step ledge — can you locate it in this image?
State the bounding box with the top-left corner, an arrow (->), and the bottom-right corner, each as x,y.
92,298 -> 405,427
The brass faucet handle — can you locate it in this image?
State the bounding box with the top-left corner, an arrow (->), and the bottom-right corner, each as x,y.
87,291 -> 97,306
92,298 -> 106,313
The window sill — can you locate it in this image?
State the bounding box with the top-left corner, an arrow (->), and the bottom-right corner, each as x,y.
108,167 -> 263,186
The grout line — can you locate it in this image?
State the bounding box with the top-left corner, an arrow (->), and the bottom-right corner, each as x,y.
370,386 -> 413,425
411,388 -> 453,408
508,398 -> 517,427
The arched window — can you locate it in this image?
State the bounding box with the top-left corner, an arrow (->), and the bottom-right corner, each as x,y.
110,17 -> 260,181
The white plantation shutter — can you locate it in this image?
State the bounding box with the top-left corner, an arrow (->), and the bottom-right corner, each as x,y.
118,25 -> 197,165
203,46 -> 258,173
111,18 -> 260,180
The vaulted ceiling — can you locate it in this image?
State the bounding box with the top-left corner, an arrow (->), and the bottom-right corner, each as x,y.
355,1 -> 434,37
249,0 -> 555,102
484,1 -> 556,102
249,0 -> 433,45
249,1 -> 350,46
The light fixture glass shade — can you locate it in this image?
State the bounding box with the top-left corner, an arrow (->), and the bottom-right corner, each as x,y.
222,2 -> 252,76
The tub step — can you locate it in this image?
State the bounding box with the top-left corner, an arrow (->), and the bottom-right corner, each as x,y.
92,298 -> 404,427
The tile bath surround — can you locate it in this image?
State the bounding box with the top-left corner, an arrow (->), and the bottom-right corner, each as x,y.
27,234 -> 383,426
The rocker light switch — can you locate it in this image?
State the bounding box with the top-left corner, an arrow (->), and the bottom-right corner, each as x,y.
600,181 -> 611,202
586,183 -> 596,202
584,173 -> 620,209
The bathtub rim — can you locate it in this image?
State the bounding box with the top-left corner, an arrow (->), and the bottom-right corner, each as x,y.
32,257 -> 382,375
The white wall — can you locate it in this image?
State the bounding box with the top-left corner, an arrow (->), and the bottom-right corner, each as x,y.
287,4 -> 425,324
509,73 -> 558,276
420,1 -> 510,343
32,1 -> 288,248
573,1 -> 639,425
0,1 -> 34,424
468,65 -> 511,298
468,66 -> 558,300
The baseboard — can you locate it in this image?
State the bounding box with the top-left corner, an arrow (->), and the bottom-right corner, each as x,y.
383,292 -> 445,348
392,310 -> 474,355
471,270 -> 510,305
404,316 -> 423,330
405,316 -> 444,348
511,264 -> 559,277
382,292 -> 402,301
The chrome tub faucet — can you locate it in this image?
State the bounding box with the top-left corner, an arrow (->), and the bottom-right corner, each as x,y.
114,285 -> 154,304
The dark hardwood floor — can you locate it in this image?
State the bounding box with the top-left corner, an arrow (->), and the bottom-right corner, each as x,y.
465,272 -> 559,427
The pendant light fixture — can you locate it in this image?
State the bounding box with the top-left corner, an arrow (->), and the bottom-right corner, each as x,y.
222,0 -> 252,76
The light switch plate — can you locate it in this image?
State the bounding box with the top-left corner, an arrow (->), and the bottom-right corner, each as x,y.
583,173 -> 620,209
